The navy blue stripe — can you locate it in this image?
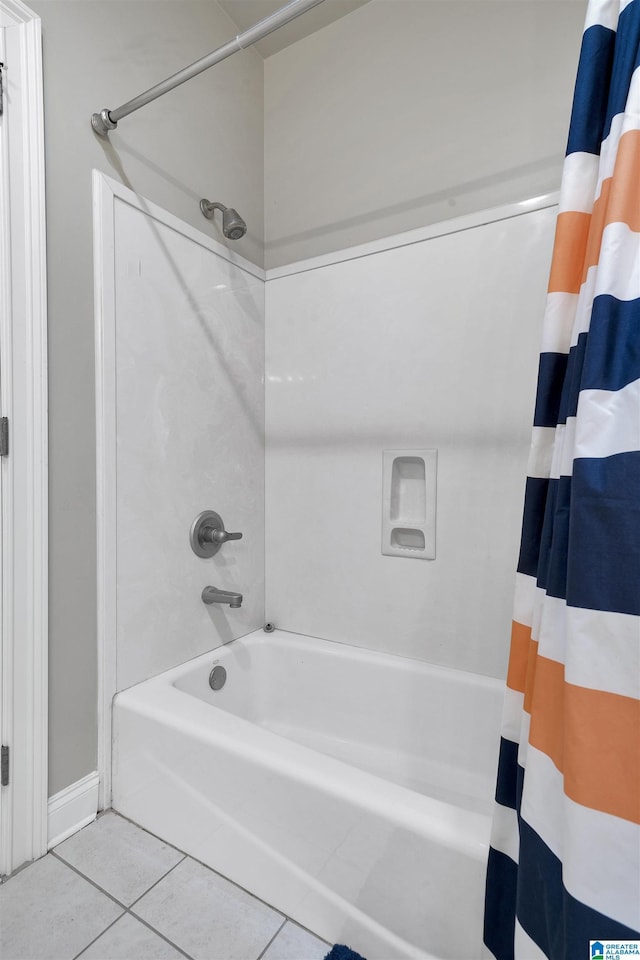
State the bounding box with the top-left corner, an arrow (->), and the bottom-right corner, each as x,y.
526,458 -> 640,615
547,296 -> 640,426
534,353 -> 569,428
537,476 -> 571,601
495,738 -> 520,810
582,295 -> 640,392
602,0 -> 640,143
557,336 -> 587,425
566,24 -> 616,156
484,847 -> 517,960
568,452 -> 640,616
517,478 -> 550,578
516,817 -> 640,959
533,476 -> 559,593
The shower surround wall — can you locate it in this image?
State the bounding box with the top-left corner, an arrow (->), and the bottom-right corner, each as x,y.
265,204 -> 556,679
103,193 -> 554,694
102,179 -> 265,694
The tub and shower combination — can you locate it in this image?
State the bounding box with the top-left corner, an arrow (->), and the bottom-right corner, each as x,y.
97,171 -> 556,959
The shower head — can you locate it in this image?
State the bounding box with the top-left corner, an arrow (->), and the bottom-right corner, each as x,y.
200,199 -> 247,240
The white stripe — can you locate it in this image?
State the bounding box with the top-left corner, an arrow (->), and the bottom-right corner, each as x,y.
535,594 -> 567,665
531,586 -> 545,648
521,747 -> 640,932
545,226 -> 640,359
558,152 -> 599,214
543,178 -> 640,358
489,801 -> 520,865
583,0 -> 620,31
511,591 -> 640,701
548,419 -> 577,480
590,222 -> 640,303
501,686 -> 525,744
567,222 -> 640,351
565,606 -> 640,700
512,574 -> 540,628
559,417 -> 576,478
514,920 -> 548,960
527,427 -> 555,479
575,380 -> 640,460
516,710 -> 532,772
596,74 -> 640,194
540,292 -> 578,355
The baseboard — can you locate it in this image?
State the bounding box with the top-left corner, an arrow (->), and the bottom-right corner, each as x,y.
47,771 -> 100,849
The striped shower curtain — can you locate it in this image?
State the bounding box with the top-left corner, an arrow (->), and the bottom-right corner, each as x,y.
483,2 -> 640,958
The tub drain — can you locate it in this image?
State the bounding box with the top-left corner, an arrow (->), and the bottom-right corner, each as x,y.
209,665 -> 227,691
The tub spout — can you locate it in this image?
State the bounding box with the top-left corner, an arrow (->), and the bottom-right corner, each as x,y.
202,586 -> 243,608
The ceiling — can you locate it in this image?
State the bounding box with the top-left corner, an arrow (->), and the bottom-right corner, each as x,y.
218,0 -> 372,58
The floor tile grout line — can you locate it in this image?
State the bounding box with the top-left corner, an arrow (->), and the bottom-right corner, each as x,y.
49,851 -> 193,960
50,845 -> 186,914
111,809 -> 290,923
49,850 -> 129,911
51,814 -> 288,935
255,917 -> 288,960
72,914 -> 124,960
124,907 -> 195,960
68,903 -> 196,960
282,918 -> 332,948
178,847 -> 289,920
44,814 -> 330,959
101,808 -> 185,859
127,854 -> 187,909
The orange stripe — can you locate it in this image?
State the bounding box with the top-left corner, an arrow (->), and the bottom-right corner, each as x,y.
528,655 -> 640,824
505,620 -> 539,712
548,212 -> 591,294
548,129 -> 640,295
523,636 -> 539,715
506,621 -> 532,693
582,129 -> 640,281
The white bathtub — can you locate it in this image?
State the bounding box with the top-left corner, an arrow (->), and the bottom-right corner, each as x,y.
112,629 -> 503,959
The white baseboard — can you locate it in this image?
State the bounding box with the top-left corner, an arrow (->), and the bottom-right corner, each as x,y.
47,771 -> 100,849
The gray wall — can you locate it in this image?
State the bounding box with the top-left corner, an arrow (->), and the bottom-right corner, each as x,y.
264,0 -> 586,268
31,0 -> 264,796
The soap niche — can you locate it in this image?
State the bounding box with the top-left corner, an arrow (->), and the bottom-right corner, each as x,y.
382,450 -> 437,559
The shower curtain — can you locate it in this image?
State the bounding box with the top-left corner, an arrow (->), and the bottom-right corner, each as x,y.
483,2 -> 640,958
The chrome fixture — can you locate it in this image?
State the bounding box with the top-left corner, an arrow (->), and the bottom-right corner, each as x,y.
209,664 -> 227,690
90,0 -> 327,137
190,510 -> 242,558
202,586 -> 243,608
264,622 -> 276,633
200,200 -> 247,240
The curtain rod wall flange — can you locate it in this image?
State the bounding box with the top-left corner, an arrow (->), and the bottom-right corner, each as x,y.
92,109 -> 118,138
90,0 -> 326,137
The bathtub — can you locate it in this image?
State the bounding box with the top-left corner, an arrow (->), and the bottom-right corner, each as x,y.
112,629 -> 503,959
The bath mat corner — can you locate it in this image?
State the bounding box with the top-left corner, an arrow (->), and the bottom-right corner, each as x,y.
323,945 -> 367,960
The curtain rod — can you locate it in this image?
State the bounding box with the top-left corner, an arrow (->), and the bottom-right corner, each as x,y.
91,0 -> 326,137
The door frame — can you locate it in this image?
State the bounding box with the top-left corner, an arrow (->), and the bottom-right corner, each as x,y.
0,0 -> 48,876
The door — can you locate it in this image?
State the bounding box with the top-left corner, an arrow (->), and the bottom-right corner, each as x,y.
0,0 -> 47,877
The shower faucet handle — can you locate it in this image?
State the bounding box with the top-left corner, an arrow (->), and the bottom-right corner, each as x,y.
204,527 -> 242,545
190,510 -> 243,558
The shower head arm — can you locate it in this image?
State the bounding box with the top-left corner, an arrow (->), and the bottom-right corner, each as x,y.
200,201 -> 227,217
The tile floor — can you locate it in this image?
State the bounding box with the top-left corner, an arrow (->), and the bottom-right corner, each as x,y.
0,811 -> 331,960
